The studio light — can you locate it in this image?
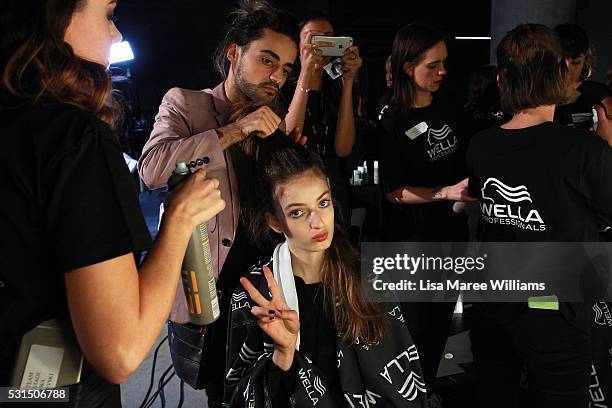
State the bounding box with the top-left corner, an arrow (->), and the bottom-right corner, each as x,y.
454,36 -> 491,40
110,41 -> 135,64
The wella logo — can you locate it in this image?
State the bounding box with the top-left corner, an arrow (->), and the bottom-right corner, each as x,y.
593,302 -> 612,327
425,125 -> 458,161
480,178 -> 546,231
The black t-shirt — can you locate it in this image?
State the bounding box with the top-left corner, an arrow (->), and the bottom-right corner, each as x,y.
578,80 -> 612,103
466,122 -> 612,328
0,101 -> 152,383
379,98 -> 468,241
554,92 -> 598,130
467,122 -> 612,242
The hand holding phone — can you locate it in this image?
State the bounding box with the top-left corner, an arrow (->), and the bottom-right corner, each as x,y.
311,36 -> 353,57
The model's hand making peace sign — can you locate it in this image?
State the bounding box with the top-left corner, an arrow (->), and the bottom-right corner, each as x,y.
239,265 -> 299,370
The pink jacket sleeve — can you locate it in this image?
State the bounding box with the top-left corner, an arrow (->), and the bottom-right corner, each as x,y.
138,87 -> 226,189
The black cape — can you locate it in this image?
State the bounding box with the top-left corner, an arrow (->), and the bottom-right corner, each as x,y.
223,260 -> 428,407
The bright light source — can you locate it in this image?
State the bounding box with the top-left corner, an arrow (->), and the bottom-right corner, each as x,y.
454,36 -> 491,40
109,41 -> 134,64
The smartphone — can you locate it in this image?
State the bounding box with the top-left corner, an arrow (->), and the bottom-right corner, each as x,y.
311,36 -> 353,57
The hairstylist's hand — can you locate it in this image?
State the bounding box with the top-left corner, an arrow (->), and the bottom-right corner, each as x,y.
240,265 -> 299,371
341,45 -> 362,80
595,97 -> 612,147
165,169 -> 225,231
234,106 -> 281,140
436,178 -> 478,202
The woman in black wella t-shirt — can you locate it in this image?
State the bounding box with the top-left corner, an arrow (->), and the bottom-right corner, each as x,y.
378,23 -> 476,397
379,23 -> 475,243
466,24 -> 612,408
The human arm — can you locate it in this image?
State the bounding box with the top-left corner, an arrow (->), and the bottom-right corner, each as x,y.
240,265 -> 299,371
64,169 -> 225,384
138,88 -> 281,189
224,266 -> 300,405
284,33 -> 327,134
378,116 -> 476,205
333,45 -> 362,157
594,96 -> 612,146
385,177 -> 476,204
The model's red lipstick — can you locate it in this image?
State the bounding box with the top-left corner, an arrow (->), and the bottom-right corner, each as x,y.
312,232 -> 328,242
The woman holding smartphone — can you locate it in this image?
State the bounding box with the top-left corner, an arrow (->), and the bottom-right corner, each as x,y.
0,0 -> 224,405
284,13 -> 362,231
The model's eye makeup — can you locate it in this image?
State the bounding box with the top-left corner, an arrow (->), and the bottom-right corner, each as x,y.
289,209 -> 304,218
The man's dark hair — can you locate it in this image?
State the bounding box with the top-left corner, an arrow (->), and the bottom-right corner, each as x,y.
554,24 -> 589,59
213,0 -> 299,79
497,23 -> 569,113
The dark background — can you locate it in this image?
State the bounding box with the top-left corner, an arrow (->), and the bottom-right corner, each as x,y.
111,0 -> 611,154
112,0 -> 491,123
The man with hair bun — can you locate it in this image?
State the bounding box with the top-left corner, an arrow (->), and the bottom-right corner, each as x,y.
138,1 -> 299,406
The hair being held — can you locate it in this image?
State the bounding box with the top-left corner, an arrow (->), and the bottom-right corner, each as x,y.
247,134 -> 386,345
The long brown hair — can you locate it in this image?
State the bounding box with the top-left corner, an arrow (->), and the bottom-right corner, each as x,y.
250,134 -> 387,345
390,23 -> 445,112
1,0 -> 115,125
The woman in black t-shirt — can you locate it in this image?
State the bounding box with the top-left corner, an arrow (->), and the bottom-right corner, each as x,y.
466,24 -> 612,408
379,23 -> 475,242
223,135 -> 426,408
0,0 -> 224,405
378,24 -> 476,396
553,24 -> 611,130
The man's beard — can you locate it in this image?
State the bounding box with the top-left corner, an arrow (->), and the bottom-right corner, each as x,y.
235,59 -> 280,103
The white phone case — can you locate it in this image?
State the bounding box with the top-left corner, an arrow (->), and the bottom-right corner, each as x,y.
311,36 -> 353,57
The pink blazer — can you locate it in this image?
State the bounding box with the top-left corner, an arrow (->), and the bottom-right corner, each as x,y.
138,83 -> 239,323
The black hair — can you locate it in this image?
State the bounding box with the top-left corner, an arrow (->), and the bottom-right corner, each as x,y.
213,0 -> 299,79
298,11 -> 334,32
464,65 -> 501,120
554,24 -> 589,59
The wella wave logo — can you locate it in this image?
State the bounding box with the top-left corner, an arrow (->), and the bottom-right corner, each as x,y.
480,178 -> 546,231
426,124 -> 458,161
593,302 -> 612,327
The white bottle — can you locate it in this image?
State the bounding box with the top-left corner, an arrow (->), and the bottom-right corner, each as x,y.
373,161 -> 379,185
362,161 -> 368,184
352,170 -> 360,186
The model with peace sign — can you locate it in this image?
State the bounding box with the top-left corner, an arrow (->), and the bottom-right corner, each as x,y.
223,133 -> 427,407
